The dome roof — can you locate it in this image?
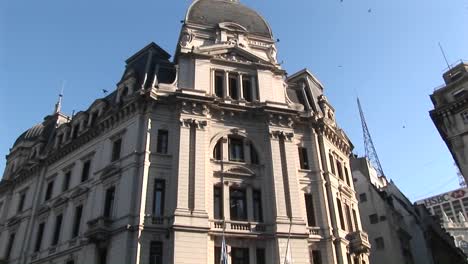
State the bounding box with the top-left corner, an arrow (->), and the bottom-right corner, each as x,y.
186,0 -> 272,38
13,123 -> 45,147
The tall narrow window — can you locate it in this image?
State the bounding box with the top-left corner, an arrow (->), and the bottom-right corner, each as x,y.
45,180 -> 54,201
214,247 -> 221,264
345,204 -> 354,231
336,198 -> 345,230
34,222 -> 45,252
344,167 -> 351,186
17,192 -> 26,212
81,160 -> 91,182
229,74 -> 239,100
52,214 -> 63,246
213,186 -> 223,220
312,250 -> 322,264
90,111 -> 99,127
229,137 -> 244,162
215,71 -> 224,97
328,154 -> 335,174
99,248 -> 108,264
156,130 -> 169,154
153,180 -> 165,217
250,143 -> 259,164
336,160 -> 344,180
111,138 -> 122,162
71,125 -> 79,139
149,241 -> 163,264
231,247 -> 249,264
298,147 -> 310,170
72,205 -> 83,238
242,77 -> 252,102
63,171 -> 72,191
305,193 -> 317,226
352,209 -> 359,230
253,190 -> 263,222
104,187 -> 116,218
6,233 -> 15,259
213,140 -> 223,160
230,188 -> 247,221
256,248 -> 266,264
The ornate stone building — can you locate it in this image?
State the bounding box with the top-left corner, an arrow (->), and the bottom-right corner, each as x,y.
430,61 -> 468,181
0,1 -> 370,263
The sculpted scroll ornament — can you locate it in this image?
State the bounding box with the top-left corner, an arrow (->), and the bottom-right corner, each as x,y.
179,29 -> 193,48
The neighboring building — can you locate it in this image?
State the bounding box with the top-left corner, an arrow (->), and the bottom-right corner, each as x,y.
416,187 -> 468,256
352,157 -> 467,264
430,61 -> 468,181
0,1 -> 370,264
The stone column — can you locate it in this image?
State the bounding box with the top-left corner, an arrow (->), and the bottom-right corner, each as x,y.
251,76 -> 258,101
268,130 -> 289,224
193,120 -> 208,216
224,71 -> 230,99
175,119 -> 191,214
246,186 -> 254,222
239,74 -> 244,100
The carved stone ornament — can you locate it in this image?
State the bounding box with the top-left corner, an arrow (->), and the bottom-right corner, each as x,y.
180,118 -> 207,129
179,29 -> 193,47
216,52 -> 252,64
270,130 -> 294,141
267,45 -> 278,64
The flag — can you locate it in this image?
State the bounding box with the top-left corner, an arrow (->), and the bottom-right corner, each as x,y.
220,236 -> 228,264
284,241 -> 293,264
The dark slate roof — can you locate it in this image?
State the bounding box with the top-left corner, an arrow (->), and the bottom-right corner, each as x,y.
186,0 -> 272,38
13,123 -> 45,147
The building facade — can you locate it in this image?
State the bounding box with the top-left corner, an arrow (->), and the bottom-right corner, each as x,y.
416,187 -> 468,257
0,1 -> 370,264
430,61 -> 468,181
352,157 -> 467,264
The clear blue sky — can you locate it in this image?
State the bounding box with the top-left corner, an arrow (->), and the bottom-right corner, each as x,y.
1,0 -> 467,201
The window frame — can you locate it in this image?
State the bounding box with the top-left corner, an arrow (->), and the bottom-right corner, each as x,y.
149,241 -> 163,264
34,222 -> 45,252
230,187 -> 248,221
51,213 -> 63,246
111,138 -> 122,162
45,180 -> 54,201
253,189 -> 263,222
103,186 -> 116,218
228,136 -> 245,162
153,179 -> 165,217
298,147 -> 310,170
213,185 -> 223,220
72,205 -> 83,238
81,160 -> 91,182
156,129 -> 169,154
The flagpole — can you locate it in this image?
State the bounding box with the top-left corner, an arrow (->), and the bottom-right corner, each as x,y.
220,151 -> 228,264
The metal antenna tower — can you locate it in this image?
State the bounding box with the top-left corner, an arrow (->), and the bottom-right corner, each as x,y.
357,97 -> 385,177
456,164 -> 466,188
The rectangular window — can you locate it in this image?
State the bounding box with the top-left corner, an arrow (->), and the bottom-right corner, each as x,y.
6,233 -> 15,259
253,190 -> 263,222
214,246 -> 221,264
329,154 -> 335,174
369,214 -> 379,224
375,237 -> 385,249
104,187 -> 116,218
34,222 -> 45,252
305,193 -> 317,226
229,74 -> 239,100
312,250 -> 322,264
57,134 -> 64,146
229,137 -> 244,162
213,186 -> 223,220
153,180 -> 165,217
231,247 -> 249,264
99,248 -> 108,264
256,248 -> 266,264
345,204 -> 354,231
52,214 -> 63,246
156,130 -> 169,154
242,77 -> 252,102
45,180 -> 54,201
344,167 -> 351,185
215,71 -> 224,97
336,160 -> 344,180
17,192 -> 26,212
63,171 -> 72,191
72,205 -> 83,238
359,193 -> 367,202
213,141 -> 223,161
298,147 -> 310,170
81,160 -> 91,182
352,209 -> 359,230
336,198 -> 346,230
230,188 -> 247,221
72,125 -> 79,139
149,241 -> 163,264
250,143 -> 259,164
90,111 -> 99,127
111,138 -> 122,162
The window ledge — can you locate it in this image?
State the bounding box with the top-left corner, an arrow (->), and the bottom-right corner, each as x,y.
298,169 -> 312,173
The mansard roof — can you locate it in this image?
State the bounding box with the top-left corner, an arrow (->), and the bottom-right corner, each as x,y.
186,0 -> 273,38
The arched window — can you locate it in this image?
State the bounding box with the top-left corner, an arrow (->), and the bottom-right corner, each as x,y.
212,135 -> 259,164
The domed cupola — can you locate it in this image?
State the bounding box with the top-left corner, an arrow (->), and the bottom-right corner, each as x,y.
186,0 -> 273,39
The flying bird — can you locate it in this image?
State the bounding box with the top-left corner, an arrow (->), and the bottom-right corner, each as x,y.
102,89 -> 108,94
368,8 -> 372,13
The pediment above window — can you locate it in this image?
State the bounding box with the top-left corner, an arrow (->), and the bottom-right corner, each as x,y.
215,165 -> 255,178
100,164 -> 121,180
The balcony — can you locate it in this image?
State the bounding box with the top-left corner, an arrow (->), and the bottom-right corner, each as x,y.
210,220 -> 268,233
307,227 -> 324,239
346,230 -> 371,254
85,216 -> 113,243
